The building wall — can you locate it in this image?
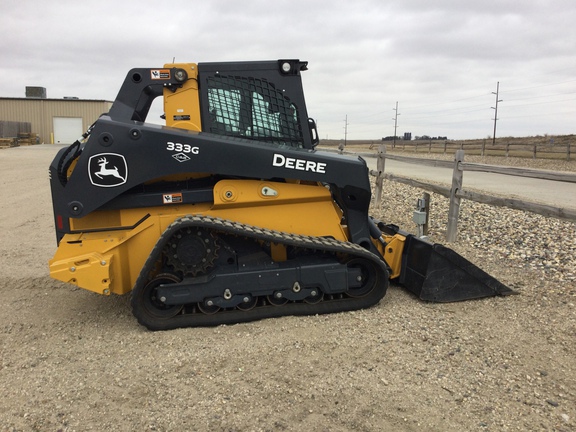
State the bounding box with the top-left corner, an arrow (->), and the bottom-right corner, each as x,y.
0,98 -> 112,143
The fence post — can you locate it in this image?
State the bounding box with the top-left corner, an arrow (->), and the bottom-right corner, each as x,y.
374,144 -> 386,205
428,140 -> 432,153
482,139 -> 486,156
423,192 -> 430,236
443,141 -> 447,154
446,150 -> 464,243
568,142 -> 571,161
506,142 -> 510,157
533,145 -> 537,159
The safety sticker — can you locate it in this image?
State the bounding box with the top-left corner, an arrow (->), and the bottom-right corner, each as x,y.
163,193 -> 183,204
151,69 -> 170,80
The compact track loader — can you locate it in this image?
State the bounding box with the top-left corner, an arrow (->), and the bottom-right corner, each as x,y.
49,60 -> 513,330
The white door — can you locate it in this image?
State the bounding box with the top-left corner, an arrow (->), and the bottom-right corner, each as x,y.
53,117 -> 83,144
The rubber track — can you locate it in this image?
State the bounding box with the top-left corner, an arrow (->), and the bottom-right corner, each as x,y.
131,215 -> 389,330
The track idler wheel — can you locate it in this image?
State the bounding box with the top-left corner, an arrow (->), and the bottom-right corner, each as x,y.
345,258 -> 379,298
132,273 -> 183,327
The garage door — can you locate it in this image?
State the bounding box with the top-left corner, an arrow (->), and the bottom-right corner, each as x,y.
53,117 -> 83,144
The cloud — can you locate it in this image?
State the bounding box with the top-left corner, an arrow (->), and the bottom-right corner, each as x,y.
1,0 -> 575,139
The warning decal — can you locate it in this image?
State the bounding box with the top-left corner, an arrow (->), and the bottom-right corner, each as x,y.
151,69 -> 171,80
163,193 -> 183,204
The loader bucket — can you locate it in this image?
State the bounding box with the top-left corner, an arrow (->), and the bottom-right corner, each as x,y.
397,234 -> 516,302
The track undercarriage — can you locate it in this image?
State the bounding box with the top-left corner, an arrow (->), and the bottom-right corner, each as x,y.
131,215 -> 389,330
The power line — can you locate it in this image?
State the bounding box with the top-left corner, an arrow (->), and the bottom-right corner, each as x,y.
341,75 -> 576,121
504,78 -> 576,93
316,74 -> 576,139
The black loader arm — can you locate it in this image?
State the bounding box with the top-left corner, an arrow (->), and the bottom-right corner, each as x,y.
50,117 -> 373,246
50,60 -> 370,247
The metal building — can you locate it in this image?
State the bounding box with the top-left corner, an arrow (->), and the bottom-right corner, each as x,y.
0,96 -> 112,144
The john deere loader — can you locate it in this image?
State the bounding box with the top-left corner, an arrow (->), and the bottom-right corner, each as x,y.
48,60 -> 513,330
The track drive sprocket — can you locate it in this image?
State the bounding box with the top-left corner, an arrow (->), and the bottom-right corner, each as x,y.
163,227 -> 219,276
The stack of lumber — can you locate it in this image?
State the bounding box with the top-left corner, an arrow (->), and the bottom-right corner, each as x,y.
17,132 -> 38,146
0,138 -> 19,149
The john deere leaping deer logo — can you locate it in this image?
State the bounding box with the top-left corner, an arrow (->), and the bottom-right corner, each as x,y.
88,153 -> 128,187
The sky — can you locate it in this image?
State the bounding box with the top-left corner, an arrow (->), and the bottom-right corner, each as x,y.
1,0 -> 575,140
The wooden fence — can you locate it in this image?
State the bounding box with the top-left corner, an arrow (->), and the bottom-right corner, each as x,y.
369,145 -> 576,242
383,139 -> 573,161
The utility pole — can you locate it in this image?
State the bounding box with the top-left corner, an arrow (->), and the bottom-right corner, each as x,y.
343,115 -> 349,147
491,82 -> 502,145
392,101 -> 400,148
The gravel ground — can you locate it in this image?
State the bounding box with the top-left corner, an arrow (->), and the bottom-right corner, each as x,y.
1,145 -> 575,431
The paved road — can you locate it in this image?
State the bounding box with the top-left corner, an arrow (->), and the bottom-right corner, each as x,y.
362,156 -> 576,211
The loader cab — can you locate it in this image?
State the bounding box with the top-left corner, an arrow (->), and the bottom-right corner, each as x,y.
108,60 -> 319,149
198,60 -> 319,149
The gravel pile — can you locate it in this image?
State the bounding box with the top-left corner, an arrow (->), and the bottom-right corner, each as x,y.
0,145 -> 574,431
